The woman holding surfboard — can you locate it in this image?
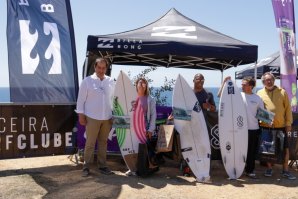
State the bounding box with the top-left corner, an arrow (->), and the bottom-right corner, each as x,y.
135,77 -> 157,141
125,77 -> 157,176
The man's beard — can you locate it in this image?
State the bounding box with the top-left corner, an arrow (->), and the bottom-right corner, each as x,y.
266,85 -> 275,91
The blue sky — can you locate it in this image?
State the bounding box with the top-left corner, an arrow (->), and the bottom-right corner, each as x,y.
0,0 -> 297,87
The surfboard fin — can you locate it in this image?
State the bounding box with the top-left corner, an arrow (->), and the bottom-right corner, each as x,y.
234,168 -> 237,178
243,155 -> 246,163
197,176 -> 211,183
223,156 -> 226,165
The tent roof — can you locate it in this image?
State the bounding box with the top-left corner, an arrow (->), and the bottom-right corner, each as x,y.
235,51 -> 298,79
86,8 -> 258,74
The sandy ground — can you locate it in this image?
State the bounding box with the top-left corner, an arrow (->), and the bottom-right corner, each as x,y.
0,155 -> 298,199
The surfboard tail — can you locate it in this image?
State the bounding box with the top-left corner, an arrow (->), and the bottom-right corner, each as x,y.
123,153 -> 138,172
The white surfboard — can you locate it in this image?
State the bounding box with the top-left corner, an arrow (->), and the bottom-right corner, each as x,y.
173,74 -> 211,182
113,71 -> 140,172
218,80 -> 248,179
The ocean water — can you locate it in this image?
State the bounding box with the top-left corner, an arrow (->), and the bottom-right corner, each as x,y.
0,87 -> 260,106
152,87 -> 220,107
0,87 -> 10,102
0,87 -> 220,105
154,87 -> 267,108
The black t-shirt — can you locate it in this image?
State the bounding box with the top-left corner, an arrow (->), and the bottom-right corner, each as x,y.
194,89 -> 215,108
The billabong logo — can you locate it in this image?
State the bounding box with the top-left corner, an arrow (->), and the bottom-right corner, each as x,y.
97,38 -> 114,49
237,116 -> 244,127
20,20 -> 62,74
269,66 -> 279,74
151,26 -> 197,39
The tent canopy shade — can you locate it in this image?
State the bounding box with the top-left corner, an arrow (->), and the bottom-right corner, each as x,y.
235,51 -> 298,79
85,8 -> 258,77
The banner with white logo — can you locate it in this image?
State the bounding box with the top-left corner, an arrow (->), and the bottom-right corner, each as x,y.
7,0 -> 78,103
0,105 -> 76,159
272,0 -> 297,111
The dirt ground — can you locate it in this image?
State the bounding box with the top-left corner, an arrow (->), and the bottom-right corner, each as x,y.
0,154 -> 298,199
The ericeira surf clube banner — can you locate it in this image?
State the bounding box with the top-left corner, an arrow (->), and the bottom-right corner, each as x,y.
272,0 -> 297,112
7,0 -> 78,103
0,105 -> 77,159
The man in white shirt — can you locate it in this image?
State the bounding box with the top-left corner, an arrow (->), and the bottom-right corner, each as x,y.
76,58 -> 115,177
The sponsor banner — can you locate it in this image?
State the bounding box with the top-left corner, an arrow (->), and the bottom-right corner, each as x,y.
205,111 -> 221,160
272,0 -> 297,111
290,112 -> 298,160
7,0 -> 78,103
0,105 -> 76,159
76,106 -> 173,153
75,107 -> 298,160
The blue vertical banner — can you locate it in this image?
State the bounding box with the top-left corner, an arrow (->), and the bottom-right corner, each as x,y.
7,0 -> 78,103
272,0 -> 297,112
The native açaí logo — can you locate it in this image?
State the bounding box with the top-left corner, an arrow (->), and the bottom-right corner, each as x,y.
19,2 -> 61,74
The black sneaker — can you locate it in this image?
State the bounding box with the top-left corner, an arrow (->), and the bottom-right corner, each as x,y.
282,171 -> 296,180
264,169 -> 273,177
99,167 -> 114,175
82,168 -> 89,177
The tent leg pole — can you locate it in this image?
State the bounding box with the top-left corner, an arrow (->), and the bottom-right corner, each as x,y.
83,51 -> 89,79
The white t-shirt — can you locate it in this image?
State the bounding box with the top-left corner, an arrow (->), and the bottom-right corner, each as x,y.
241,92 -> 264,130
76,73 -> 115,120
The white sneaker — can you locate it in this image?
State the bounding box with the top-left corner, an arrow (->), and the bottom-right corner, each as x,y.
125,170 -> 136,176
246,172 -> 256,178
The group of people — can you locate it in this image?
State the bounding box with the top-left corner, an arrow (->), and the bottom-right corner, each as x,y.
217,72 -> 295,180
76,57 -> 296,180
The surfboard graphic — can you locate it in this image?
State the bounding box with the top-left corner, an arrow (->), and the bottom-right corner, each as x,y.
173,74 -> 211,182
218,80 -> 248,179
132,97 -> 147,144
113,71 -> 140,172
